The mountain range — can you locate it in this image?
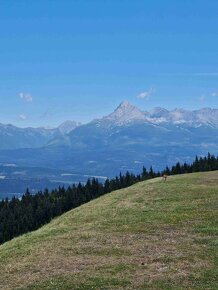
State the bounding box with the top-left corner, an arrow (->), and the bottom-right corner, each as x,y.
0,101 -> 217,196
91,101 -> 218,128
0,120 -> 81,150
0,101 -> 217,150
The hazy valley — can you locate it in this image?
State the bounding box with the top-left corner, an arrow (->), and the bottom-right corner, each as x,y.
0,101 -> 218,197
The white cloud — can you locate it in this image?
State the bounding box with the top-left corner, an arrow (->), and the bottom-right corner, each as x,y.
19,114 -> 28,120
211,92 -> 218,97
19,92 -> 33,102
137,87 -> 155,100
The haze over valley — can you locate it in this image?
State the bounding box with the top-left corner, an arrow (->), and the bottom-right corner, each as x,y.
0,101 -> 218,197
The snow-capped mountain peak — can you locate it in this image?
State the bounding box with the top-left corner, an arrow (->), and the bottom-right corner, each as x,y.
144,106 -> 218,127
148,107 -> 169,118
105,101 -> 146,124
117,100 -> 132,109
90,101 -> 218,128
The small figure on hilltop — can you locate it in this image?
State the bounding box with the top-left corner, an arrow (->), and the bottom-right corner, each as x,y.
162,174 -> 168,182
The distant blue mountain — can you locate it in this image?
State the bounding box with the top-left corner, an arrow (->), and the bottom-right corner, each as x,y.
0,101 -> 217,180
0,121 -> 81,150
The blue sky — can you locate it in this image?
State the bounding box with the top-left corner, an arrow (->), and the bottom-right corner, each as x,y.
0,0 -> 218,127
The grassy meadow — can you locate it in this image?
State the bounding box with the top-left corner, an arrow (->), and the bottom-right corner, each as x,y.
0,171 -> 217,289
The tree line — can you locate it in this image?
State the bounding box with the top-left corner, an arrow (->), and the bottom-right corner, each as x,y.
0,153 -> 218,244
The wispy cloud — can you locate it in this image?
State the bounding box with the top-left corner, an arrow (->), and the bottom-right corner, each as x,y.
137,87 -> 155,100
19,92 -> 33,102
19,114 -> 28,120
198,91 -> 218,103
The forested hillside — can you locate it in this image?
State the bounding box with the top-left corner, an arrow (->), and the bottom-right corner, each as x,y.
0,153 -> 217,244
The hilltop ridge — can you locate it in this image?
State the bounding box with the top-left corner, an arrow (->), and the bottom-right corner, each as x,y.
0,171 -> 217,289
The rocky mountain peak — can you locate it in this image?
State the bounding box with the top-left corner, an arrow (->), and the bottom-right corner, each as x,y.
58,120 -> 81,134
106,101 -> 146,124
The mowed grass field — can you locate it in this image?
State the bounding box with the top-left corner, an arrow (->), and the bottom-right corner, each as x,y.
0,172 -> 217,290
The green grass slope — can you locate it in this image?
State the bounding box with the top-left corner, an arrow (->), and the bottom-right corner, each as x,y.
0,172 -> 217,290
